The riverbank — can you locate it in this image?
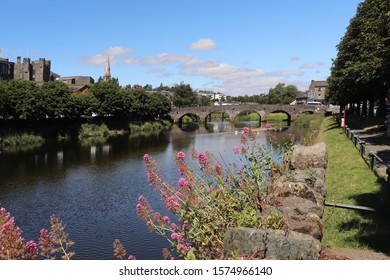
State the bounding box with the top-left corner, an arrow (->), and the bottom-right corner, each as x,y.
318,116 -> 390,257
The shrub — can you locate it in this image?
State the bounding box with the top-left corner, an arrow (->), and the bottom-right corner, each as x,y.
136,127 -> 287,259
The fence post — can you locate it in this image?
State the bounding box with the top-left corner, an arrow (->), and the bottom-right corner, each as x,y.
350,131 -> 354,141
359,141 -> 365,157
354,135 -> 359,147
369,151 -> 377,170
346,127 -> 350,138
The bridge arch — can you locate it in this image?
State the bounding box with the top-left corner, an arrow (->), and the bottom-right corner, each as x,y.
205,110 -> 230,123
233,110 -> 262,124
267,110 -> 292,125
177,113 -> 200,124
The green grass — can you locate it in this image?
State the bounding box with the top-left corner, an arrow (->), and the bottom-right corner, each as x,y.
266,112 -> 288,122
0,133 -> 45,151
318,117 -> 390,253
235,112 -> 260,122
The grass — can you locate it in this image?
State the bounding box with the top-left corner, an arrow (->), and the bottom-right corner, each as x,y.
0,133 -> 45,151
79,123 -> 127,140
318,116 -> 390,253
236,112 -> 260,122
266,112 -> 288,122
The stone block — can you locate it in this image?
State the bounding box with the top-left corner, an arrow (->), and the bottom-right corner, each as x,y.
290,142 -> 328,170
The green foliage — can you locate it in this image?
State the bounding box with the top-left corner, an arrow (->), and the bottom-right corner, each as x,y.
137,127 -> 289,259
294,114 -> 324,145
0,133 -> 45,151
327,0 -> 390,113
172,82 -> 198,107
319,117 -> 390,252
70,92 -> 99,117
0,80 -> 171,121
78,123 -> 126,139
230,83 -> 298,104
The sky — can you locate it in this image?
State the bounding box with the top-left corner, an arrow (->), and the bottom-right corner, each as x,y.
1,0 -> 362,96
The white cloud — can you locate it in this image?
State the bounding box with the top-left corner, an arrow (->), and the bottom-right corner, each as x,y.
143,53 -> 192,65
291,55 -> 300,61
81,54 -> 106,66
124,57 -> 140,64
81,46 -> 133,66
108,46 -> 133,57
300,63 -> 315,69
188,38 -> 217,51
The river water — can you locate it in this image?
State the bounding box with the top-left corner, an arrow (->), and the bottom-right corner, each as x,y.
0,122 -> 306,259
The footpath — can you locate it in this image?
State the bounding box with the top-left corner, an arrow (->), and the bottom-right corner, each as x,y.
344,118 -> 390,179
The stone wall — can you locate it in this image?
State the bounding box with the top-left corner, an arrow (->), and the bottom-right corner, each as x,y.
223,142 -> 328,260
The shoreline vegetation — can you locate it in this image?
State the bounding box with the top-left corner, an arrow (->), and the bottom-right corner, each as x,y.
0,120 -> 174,151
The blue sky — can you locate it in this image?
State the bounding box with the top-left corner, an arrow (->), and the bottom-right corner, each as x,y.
1,0 -> 362,96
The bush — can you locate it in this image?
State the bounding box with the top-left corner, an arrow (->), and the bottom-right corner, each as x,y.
0,133 -> 45,150
135,127 -> 287,259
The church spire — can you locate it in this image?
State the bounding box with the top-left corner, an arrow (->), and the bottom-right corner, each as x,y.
103,51 -> 111,81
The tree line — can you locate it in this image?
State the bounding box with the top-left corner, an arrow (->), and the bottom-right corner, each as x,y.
0,80 -> 171,121
327,0 -> 390,116
0,78 -> 300,122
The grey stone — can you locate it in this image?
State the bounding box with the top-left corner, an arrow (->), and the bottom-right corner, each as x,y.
290,142 -> 328,170
223,228 -> 322,260
282,213 -> 323,240
273,196 -> 324,218
268,181 -> 325,206
276,168 -> 327,198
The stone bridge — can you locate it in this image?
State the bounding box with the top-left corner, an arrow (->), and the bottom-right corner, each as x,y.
168,104 -> 326,123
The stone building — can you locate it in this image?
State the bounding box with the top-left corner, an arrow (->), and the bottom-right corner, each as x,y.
13,56 -> 51,82
58,76 -> 94,85
0,57 -> 14,81
308,80 -> 328,103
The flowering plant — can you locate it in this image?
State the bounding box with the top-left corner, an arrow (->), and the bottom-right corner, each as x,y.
0,207 -> 75,260
137,127 -> 288,259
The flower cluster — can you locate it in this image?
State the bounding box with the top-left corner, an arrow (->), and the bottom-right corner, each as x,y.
0,207 -> 75,260
135,126 -> 288,259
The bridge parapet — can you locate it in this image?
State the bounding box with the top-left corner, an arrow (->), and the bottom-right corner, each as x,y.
169,104 -> 326,123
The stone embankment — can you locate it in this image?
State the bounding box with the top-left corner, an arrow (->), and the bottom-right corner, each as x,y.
224,142 -> 328,259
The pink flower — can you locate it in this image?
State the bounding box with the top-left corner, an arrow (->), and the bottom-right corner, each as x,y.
197,153 -> 209,167
215,161 -> 223,175
170,223 -> 178,230
242,127 -> 250,134
176,151 -> 186,160
143,154 -> 150,162
23,241 -> 38,260
171,232 -> 185,242
265,123 -> 272,129
178,178 -> 189,189
128,255 -> 136,260
232,146 -> 239,154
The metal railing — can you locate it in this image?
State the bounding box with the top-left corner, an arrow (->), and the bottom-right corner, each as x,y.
344,125 -> 384,171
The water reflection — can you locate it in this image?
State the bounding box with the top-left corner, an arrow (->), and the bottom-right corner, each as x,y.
0,122 -> 306,259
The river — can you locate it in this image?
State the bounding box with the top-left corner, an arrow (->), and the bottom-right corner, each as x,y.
0,122 -> 306,259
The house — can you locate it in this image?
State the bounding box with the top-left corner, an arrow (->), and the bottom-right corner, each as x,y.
295,91 -> 309,104
57,76 -> 94,85
68,85 -> 91,93
0,57 -> 14,81
308,80 -> 328,103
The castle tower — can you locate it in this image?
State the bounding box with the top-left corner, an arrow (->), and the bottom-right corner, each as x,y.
103,52 -> 111,82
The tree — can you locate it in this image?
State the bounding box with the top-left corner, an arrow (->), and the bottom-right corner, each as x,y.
39,81 -> 72,118
90,81 -> 121,116
70,92 -> 99,118
266,83 -> 298,104
128,88 -> 171,121
327,0 -> 390,116
171,82 -> 198,107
